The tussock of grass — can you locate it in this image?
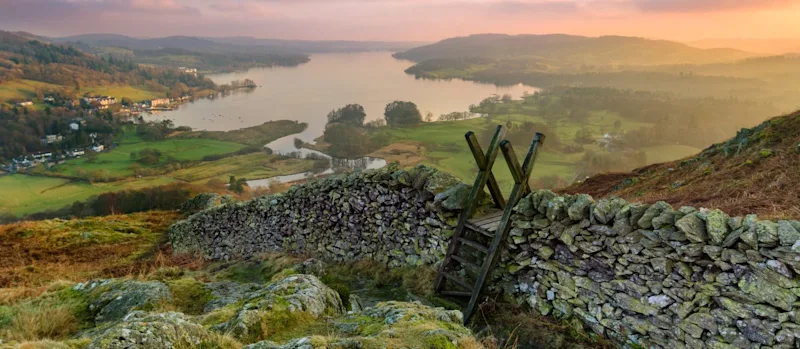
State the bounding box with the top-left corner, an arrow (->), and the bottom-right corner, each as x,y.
0,283 -> 92,342
167,278 -> 213,315
472,299 -> 610,349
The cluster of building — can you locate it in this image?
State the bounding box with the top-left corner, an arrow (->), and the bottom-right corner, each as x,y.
2,144 -> 103,172
1,119 -> 106,173
178,66 -> 198,74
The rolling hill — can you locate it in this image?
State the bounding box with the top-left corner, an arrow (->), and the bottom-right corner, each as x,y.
690,38 -> 800,55
562,110 -> 800,219
394,33 -> 755,66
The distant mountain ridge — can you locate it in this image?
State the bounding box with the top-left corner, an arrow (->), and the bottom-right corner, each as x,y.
394,33 -> 755,66
52,33 -> 426,55
690,38 -> 800,55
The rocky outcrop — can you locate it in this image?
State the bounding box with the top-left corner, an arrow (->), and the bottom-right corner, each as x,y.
87,312 -> 233,349
214,274 -> 345,342
247,301 -> 476,349
170,165 -> 475,266
500,190 -> 800,349
74,279 -> 171,324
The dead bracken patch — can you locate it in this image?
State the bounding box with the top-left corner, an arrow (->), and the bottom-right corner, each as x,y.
0,211 -> 187,289
563,110 -> 800,220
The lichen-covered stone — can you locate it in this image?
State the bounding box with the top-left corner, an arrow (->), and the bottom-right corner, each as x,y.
87,312 -> 230,349
216,274 -> 344,341
704,209 -> 730,245
76,280 -> 171,324
676,213 -> 707,243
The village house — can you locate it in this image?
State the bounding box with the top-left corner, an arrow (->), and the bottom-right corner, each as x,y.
44,96 -> 56,103
67,149 -> 86,158
178,67 -> 198,74
149,98 -> 171,107
40,134 -> 64,145
598,133 -> 624,151
16,101 -> 33,107
82,96 -> 118,106
91,145 -> 105,153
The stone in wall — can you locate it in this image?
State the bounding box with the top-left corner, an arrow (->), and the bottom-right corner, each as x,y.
500,189 -> 800,349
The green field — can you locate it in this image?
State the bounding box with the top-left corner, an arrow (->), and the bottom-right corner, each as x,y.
79,85 -> 164,101
40,131 -> 247,179
0,175 -> 176,216
372,105 -> 698,190
170,153 -> 323,184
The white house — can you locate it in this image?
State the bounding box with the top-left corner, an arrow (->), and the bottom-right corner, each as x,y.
16,101 -> 33,107
70,122 -> 80,131
41,134 -> 64,145
91,145 -> 105,153
68,149 -> 86,157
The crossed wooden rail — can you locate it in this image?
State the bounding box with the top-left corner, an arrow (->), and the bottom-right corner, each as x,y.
434,125 -> 545,324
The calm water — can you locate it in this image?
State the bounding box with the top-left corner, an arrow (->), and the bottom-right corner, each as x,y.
152,52 -> 536,144
148,52 -> 537,183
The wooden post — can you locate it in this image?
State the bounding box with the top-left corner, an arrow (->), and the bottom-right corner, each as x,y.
462,132 -> 545,323
434,125 -> 507,292
465,132 -> 506,209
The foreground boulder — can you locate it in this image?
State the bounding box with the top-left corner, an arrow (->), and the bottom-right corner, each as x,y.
87,311 -> 236,349
214,274 -> 345,342
246,301 -> 479,349
74,279 -> 171,324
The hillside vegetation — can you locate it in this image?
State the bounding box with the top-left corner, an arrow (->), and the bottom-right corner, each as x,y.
0,30 -> 215,104
563,110 -> 800,219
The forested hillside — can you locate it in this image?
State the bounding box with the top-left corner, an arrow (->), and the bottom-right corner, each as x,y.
0,31 -> 215,92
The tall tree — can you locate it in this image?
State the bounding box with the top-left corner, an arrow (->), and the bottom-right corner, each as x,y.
327,104 -> 366,126
384,101 -> 422,127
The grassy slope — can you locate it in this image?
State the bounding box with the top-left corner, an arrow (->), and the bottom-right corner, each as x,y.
371,104 -> 698,191
0,80 -> 163,105
0,79 -> 60,102
0,211 -> 180,288
0,175 -> 176,216
563,110 -> 800,219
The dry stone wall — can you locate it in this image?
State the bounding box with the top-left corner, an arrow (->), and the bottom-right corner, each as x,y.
170,166 -> 800,349
498,190 -> 800,349
170,165 -> 473,267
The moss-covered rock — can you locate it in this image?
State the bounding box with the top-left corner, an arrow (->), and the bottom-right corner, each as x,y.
75,279 -> 171,324
87,311 -> 239,349
215,274 -> 344,343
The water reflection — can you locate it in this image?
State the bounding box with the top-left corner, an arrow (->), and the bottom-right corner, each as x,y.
247,134 -> 387,187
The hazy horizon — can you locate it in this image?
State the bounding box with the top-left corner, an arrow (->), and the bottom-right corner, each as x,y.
2,0 -> 800,43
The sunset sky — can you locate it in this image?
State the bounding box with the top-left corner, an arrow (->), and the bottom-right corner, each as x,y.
1,0 -> 799,42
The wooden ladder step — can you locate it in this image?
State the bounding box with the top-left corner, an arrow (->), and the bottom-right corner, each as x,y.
441,272 -> 473,290
440,290 -> 472,297
458,237 -> 489,254
451,255 -> 482,271
465,222 -> 493,238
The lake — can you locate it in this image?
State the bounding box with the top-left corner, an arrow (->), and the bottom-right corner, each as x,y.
152,52 -> 536,145
149,52 -> 537,184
